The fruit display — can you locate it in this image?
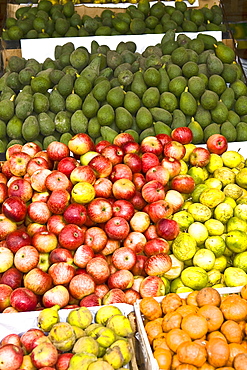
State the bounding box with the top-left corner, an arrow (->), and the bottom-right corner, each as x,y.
0,32 -> 246,151
137,286 -> 247,369
0,304 -> 135,369
2,0 -> 225,40
1,130 -> 247,314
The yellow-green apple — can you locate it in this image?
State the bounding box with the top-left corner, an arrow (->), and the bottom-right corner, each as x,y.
0,344 -> 24,370
102,288 -> 127,305
0,334 -> 21,347
89,155 -> 112,178
0,283 -> 13,312
0,183 -> 8,204
145,165 -> 169,186
139,276 -> 166,298
48,262 -> 76,285
165,189 -> 184,213
45,170 -> 71,192
49,247 -> 73,264
80,151 -> 99,166
47,215 -> 66,235
24,267 -> 53,295
56,353 -> 74,370
7,178 -> 33,203
101,144 -> 123,165
110,163 -> 132,182
73,244 -> 94,268
32,190 -> 50,202
57,156 -> 79,178
131,255 -> 148,277
30,169 -> 52,192
42,285 -> 70,308
70,165 -> 96,185
93,178 -> 113,198
156,218 -> 180,240
87,198 -> 113,223
121,140 -> 140,154
84,227 -> 108,253
113,132 -> 135,147
132,172 -> 146,191
69,273 -> 95,300
6,143 -> 23,160
58,224 -> 85,251
32,231 -> 58,253
125,288 -> 141,305
46,141 -> 70,162
207,133 -> 228,155
0,267 -> 23,289
144,253 -> 172,276
130,211 -> 150,233
79,293 -> 101,307
95,140 -> 110,154
170,174 -> 196,194
123,231 -> 146,254
10,287 -> 38,311
94,284 -> 109,299
189,147 -> 211,167
30,342 -> 58,368
47,189 -> 70,214
86,256 -> 110,284
63,203 -> 87,227
123,153 -> 142,173
161,156 -> 181,179
105,217 -> 130,241
112,246 -> 136,270
112,179 -> 135,200
21,142 -> 42,158
27,201 -> 52,224
140,136 -> 163,156
0,246 -> 14,273
37,252 -> 51,272
2,196 -> 27,223
108,269 -> 134,290
148,199 -> 173,223
171,127 -> 193,145
26,156 -> 50,176
9,151 -> 31,177
141,152 -> 160,173
68,133 -> 95,156
144,238 -> 170,256
14,245 -> 39,273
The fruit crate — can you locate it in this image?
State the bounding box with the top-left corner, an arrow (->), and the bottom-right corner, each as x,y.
0,303 -> 140,370
134,286 -> 243,370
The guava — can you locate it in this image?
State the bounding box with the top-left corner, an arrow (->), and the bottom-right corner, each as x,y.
223,267 -> 247,287
181,266 -> 208,290
199,188 -> 225,208
205,235 -> 226,257
193,248 -> 216,271
172,232 -> 197,261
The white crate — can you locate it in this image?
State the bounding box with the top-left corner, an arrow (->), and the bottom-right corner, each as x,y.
134,286 -> 244,370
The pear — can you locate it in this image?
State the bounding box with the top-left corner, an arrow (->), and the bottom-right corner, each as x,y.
88,359 -> 114,370
67,352 -> 97,370
95,305 -> 122,325
67,306 -> 93,329
72,336 -> 99,356
48,322 -> 76,352
103,346 -> 124,369
37,304 -> 60,332
71,325 -> 85,340
110,339 -> 132,366
90,327 -> 116,348
85,323 -> 103,336
106,314 -> 134,338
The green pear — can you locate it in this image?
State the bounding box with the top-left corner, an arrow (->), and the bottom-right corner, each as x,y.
110,339 -> 132,366
95,305 -> 122,325
67,352 -> 97,370
103,346 -> 124,369
67,307 -> 93,329
90,327 -> 116,348
37,304 -> 60,332
106,315 -> 134,338
48,322 -> 76,352
72,336 -> 99,356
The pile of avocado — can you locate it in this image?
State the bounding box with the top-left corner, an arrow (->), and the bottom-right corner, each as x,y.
2,0 -> 226,41
0,30 -> 247,151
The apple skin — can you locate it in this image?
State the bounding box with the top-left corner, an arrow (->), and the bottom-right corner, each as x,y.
34,151 -> 54,170
140,136 -> 163,156
170,174 -> 196,194
0,344 -> 24,370
27,201 -> 52,225
144,238 -> 170,257
112,178 -> 136,200
206,133 -> 228,155
68,133 -> 95,156
0,182 -> 8,204
112,200 -> 135,222
6,144 -> 23,160
30,342 -> 58,369
123,153 -> 142,173
112,246 -> 136,270
0,283 -> 13,312
101,239 -> 120,256
26,156 -> 50,177
69,273 -> 96,300
58,224 -> 85,251
26,223 -> 47,237
108,269 -> 134,290
139,276 -> 166,298
105,217 -> 130,241
63,203 -> 87,227
95,140 -> 111,154
0,334 -> 21,348
94,284 -> 109,299
32,191 -> 50,203
42,285 -> 70,308
2,196 -> 27,223
163,141 -> 186,160
189,147 -> 211,167
86,256 -> 110,285
56,353 -> 74,370
7,178 -> 33,203
10,287 -> 38,312
125,288 -> 141,305
132,173 -> 146,191
144,253 -> 172,276
32,231 -> 58,254
122,141 -> 140,154
161,156 -> 181,179
47,189 -> 70,215
80,293 -> 101,307
24,268 -> 53,295
0,267 -> 23,289
165,189 -> 184,213
144,225 -> 158,240
113,132 -> 135,147
49,248 -> 74,265
89,155 -> 112,178
22,142 -> 42,158
93,178 -> 113,198
145,165 -> 169,186
102,288 -> 127,305
45,170 -> 71,192
84,227 -> 108,253
73,244 -> 94,268
123,231 -> 146,254
57,156 -> 79,178
20,329 -> 45,354
46,141 -> 70,162
141,180 -> 165,204
47,215 -> 66,235
171,127 -> 193,145
101,144 -> 124,165
130,211 -> 150,233
87,198 -> 113,224
9,151 -> 31,177
48,262 -> 76,285
70,165 -> 96,185
14,245 -> 39,273
156,218 -> 180,241
110,163 -> 133,182
148,199 -> 173,223
6,229 -> 32,254
30,169 -> 52,193
141,152 -> 160,173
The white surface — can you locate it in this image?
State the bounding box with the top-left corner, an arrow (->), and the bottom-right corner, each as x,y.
21,31 -> 222,63
78,0 -> 199,8
0,303 -> 134,340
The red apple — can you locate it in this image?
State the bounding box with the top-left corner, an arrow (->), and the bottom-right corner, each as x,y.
189,147 -> 211,167
124,288 -> 141,305
129,191 -> 147,211
130,211 -> 150,233
141,180 -> 165,204
110,163 -> 133,182
10,287 -> 38,312
112,178 -> 136,200
148,199 -> 173,223
46,141 -> 70,162
206,133 -> 228,154
155,134 -> 172,146
14,245 -> 39,273
123,153 -> 142,173
84,227 -> 108,253
42,285 -> 69,308
6,144 -> 23,160
95,140 -> 111,154
101,239 -> 120,256
47,189 -> 70,215
144,253 -> 172,276
108,269 -> 134,290
102,288 -> 127,305
30,169 -> 52,192
47,215 -> 66,235
163,140 -> 186,160
9,152 -> 31,177
48,262 -> 76,285
0,183 -> 8,204
113,133 -> 135,147
49,248 -> 73,265
132,173 -> 146,191
141,152 -> 160,173
20,329 -> 45,353
56,353 -> 74,370
0,283 -> 13,312
139,276 -> 166,298
140,136 -> 163,156
32,231 -> 58,253
132,275 -> 145,291
87,198 -> 113,223
1,161 -> 13,180
80,293 -> 101,307
86,256 -> 110,284
144,238 -> 170,256
156,218 -> 180,240
58,224 -> 85,251
26,156 -> 50,176
70,165 -> 96,185
0,344 -> 23,370
24,268 -> 53,295
31,342 -> 58,368
94,284 -> 109,299
165,189 -> 184,213
2,196 -> 27,223
171,127 -> 193,144
121,141 -> 140,154
73,244 -> 94,268
170,174 -> 196,194
93,178 -> 113,198
68,133 -> 95,156
112,246 -> 136,270
0,245 -> 13,273
34,151 -> 53,170
69,273 -> 95,300
45,170 -> 71,192
57,156 -> 79,178
101,144 -> 124,165
6,229 -> 32,253
123,231 -> 146,254
27,201 -> 52,224
63,203 -> 87,227
105,217 -> 130,240
89,155 -> 112,178
145,165 -> 169,186
22,142 -> 42,158
144,225 -> 158,240
26,222 -> 47,237
0,267 -> 23,289
7,178 -> 33,203
0,334 -> 21,348
161,156 -> 181,179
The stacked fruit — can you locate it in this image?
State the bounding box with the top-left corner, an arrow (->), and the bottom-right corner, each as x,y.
0,304 -> 134,369
139,286 -> 247,369
1,33 -> 246,151
2,0 -> 223,41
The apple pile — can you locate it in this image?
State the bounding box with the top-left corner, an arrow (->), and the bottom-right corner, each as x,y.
0,129 -> 237,313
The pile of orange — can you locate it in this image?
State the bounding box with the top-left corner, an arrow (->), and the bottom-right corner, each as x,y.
139,286 -> 247,370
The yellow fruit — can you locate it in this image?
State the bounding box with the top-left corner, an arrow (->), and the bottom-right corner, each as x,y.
71,182 -> 95,204
221,150 -> 243,168
207,153 -> 224,173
